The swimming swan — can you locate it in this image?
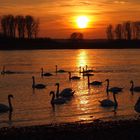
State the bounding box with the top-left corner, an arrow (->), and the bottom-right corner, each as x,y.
105,79 -> 123,93
68,72 -> 80,80
55,65 -> 66,73
87,75 -> 102,86
130,80 -> 140,92
55,83 -> 75,98
99,92 -> 118,107
0,94 -> 14,113
32,76 -> 46,89
1,66 -> 16,75
50,91 -> 66,105
41,68 -> 53,77
134,97 -> 140,113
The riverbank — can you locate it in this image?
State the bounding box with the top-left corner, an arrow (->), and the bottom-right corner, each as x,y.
1,117 -> 140,140
0,38 -> 140,50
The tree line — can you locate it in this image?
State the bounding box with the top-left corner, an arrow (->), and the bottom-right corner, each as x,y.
0,15 -> 39,39
106,21 -> 140,40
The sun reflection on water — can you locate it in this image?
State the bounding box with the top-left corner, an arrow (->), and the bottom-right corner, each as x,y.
77,50 -> 88,67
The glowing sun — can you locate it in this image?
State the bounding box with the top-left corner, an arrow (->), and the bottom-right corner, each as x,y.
76,16 -> 89,28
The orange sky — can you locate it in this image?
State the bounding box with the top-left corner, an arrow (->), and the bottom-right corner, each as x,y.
0,0 -> 140,39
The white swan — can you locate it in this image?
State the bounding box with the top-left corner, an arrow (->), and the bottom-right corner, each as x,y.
99,92 -> 118,107
55,65 -> 66,73
41,68 -> 53,77
134,97 -> 140,113
55,83 -> 75,98
68,72 -> 80,80
130,80 -> 140,92
87,75 -> 102,86
105,79 -> 123,93
50,91 -> 66,105
32,76 -> 46,89
0,94 -> 14,113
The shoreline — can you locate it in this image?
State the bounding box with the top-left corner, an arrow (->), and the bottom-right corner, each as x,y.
1,116 -> 140,140
0,38 -> 140,50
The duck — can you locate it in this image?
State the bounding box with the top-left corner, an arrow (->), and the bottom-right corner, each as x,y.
0,94 -> 14,113
99,91 -> 118,107
32,76 -> 46,89
134,97 -> 140,113
55,83 -> 75,98
41,68 -> 53,77
87,75 -> 102,86
50,91 -> 66,105
55,65 -> 66,73
68,72 -> 80,80
105,79 -> 123,93
130,80 -> 140,92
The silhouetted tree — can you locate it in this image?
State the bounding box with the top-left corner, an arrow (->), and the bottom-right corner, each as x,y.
106,24 -> 114,40
25,15 -> 35,39
123,21 -> 132,40
16,15 -> 26,38
1,15 -> 8,37
1,15 -> 16,38
32,18 -> 40,38
114,24 -> 123,40
70,32 -> 83,40
132,21 -> 140,39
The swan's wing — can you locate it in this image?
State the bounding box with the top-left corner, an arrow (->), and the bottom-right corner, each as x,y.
60,88 -> 75,97
0,104 -> 9,112
61,88 -> 73,93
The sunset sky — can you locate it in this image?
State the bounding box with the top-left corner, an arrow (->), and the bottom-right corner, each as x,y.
0,0 -> 140,39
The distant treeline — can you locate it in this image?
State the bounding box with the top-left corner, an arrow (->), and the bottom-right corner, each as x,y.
0,15 -> 39,39
106,21 -> 140,40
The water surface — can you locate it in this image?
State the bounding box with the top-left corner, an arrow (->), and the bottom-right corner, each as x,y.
0,49 -> 140,128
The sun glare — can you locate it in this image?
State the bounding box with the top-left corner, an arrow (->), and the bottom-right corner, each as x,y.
76,16 -> 89,29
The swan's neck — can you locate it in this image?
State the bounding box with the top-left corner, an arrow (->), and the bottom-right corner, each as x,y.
79,67 -> 81,73
56,65 -> 57,73
86,65 -> 88,71
56,85 -> 59,98
113,93 -> 118,106
83,68 -> 85,73
32,78 -> 35,88
51,93 -> 55,104
69,72 -> 71,80
88,76 -> 90,85
8,96 -> 13,112
41,68 -> 43,76
130,82 -> 134,90
106,80 -> 109,92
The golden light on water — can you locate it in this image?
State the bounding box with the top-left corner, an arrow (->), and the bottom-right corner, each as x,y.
77,50 -> 88,67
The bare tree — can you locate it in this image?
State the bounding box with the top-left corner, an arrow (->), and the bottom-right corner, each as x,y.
106,24 -> 114,40
132,21 -> 140,39
1,15 -> 16,38
25,15 -> 35,39
114,24 -> 123,40
16,15 -> 26,38
32,18 -> 39,38
70,32 -> 84,40
1,15 -> 8,36
123,21 -> 132,40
